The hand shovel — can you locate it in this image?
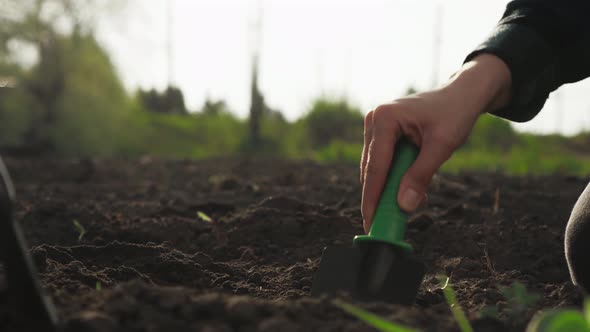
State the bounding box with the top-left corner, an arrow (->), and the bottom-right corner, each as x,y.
311,139 -> 425,304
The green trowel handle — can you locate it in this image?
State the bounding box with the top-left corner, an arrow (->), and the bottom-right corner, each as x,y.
353,138 -> 419,252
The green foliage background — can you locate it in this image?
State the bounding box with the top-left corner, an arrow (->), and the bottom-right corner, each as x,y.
1,22 -> 590,175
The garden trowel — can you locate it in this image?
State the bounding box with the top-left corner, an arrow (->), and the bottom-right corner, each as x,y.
0,157 -> 59,331
311,139 -> 425,304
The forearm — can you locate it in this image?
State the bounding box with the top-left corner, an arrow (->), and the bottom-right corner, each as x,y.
466,0 -> 590,122
443,54 -> 512,117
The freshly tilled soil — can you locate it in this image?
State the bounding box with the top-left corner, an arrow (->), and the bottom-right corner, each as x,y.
0,157 -> 586,331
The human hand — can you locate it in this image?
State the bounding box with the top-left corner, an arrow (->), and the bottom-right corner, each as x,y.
360,54 -> 512,233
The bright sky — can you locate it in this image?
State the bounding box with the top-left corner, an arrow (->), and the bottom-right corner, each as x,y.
97,0 -> 590,135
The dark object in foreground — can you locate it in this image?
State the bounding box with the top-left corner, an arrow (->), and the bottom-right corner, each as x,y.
312,140 -> 425,304
312,241 -> 424,304
565,181 -> 590,293
0,157 -> 59,331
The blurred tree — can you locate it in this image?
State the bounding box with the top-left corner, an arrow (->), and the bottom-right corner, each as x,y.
248,62 -> 264,148
467,114 -> 519,151
0,65 -> 35,149
302,98 -> 363,148
0,0 -> 136,155
265,105 -> 286,123
0,0 -> 121,150
52,34 -> 135,156
138,86 -> 188,115
0,3 -> 59,148
0,0 -> 140,156
137,89 -> 159,112
163,86 -> 187,114
404,86 -> 418,95
242,58 -> 287,154
201,98 -> 230,115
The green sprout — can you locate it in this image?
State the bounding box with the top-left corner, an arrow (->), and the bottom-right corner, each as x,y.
333,299 -> 418,332
207,175 -> 224,185
330,277 -> 474,332
440,276 -> 474,332
95,281 -> 102,291
500,281 -> 540,322
525,298 -> 590,332
476,281 -> 539,325
72,219 -> 87,241
197,211 -> 213,222
477,305 -> 500,320
329,275 -> 590,332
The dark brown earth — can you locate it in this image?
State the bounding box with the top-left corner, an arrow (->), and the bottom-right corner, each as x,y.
0,157 -> 587,331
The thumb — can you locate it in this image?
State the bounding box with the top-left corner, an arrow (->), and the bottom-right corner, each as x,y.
397,139 -> 453,211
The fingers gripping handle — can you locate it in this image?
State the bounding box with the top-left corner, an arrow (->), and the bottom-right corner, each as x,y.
354,139 -> 419,251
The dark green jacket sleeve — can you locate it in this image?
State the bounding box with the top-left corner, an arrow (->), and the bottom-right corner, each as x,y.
465,0 -> 590,122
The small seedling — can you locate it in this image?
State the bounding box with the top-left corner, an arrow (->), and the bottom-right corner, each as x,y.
525,298 -> 590,332
439,276 -> 474,332
207,175 -> 224,185
197,211 -> 213,223
332,299 -> 418,332
478,305 -> 500,320
95,281 -> 102,291
476,281 -> 539,325
329,277 -> 474,332
500,281 -> 540,320
493,188 -> 500,214
330,275 -> 589,332
72,220 -> 87,241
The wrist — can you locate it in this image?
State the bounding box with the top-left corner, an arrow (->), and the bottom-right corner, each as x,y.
445,54 -> 512,115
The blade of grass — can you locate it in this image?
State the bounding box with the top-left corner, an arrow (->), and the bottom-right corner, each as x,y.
440,276 -> 474,332
197,211 -> 213,222
333,299 -> 419,332
72,219 -> 86,241
526,310 -> 590,332
584,298 -> 590,323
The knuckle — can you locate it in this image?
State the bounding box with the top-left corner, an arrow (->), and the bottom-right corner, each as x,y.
372,105 -> 391,121
372,105 -> 399,130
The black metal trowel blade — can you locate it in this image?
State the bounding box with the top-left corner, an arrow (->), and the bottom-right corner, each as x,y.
311,246 -> 363,298
311,242 -> 425,305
